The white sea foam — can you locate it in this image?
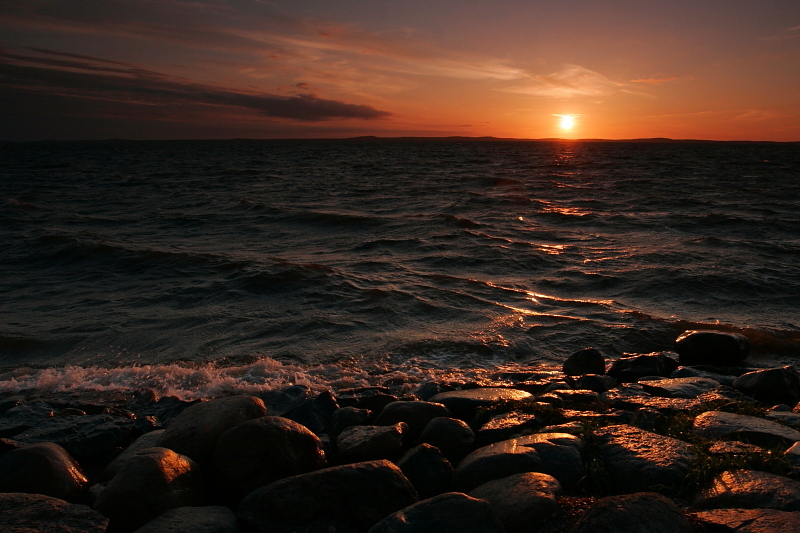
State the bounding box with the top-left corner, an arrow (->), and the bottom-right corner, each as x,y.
0,356 -> 561,400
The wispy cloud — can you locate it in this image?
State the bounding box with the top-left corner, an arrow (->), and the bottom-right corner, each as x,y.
630,76 -> 681,85
499,65 -> 621,99
0,49 -> 391,121
761,24 -> 800,41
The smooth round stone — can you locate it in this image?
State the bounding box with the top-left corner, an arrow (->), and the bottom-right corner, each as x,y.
428,388 -> 532,421
675,330 -> 750,366
0,442 -> 88,502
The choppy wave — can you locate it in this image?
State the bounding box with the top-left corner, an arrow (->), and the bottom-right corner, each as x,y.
1,139 -> 798,378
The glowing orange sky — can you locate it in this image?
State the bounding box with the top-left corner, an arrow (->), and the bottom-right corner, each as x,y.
1,1 -> 799,141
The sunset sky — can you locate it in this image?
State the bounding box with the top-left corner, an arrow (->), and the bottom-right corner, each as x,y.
2,1 -> 799,141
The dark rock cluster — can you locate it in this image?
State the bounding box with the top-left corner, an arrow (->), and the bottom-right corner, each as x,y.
2,329 -> 800,532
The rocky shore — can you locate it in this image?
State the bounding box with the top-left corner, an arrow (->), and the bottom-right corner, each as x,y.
2,329 -> 800,532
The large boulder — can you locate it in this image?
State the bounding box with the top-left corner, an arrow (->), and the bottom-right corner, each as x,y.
367,492 -> 505,533
563,348 -> 605,376
418,417 -> 475,464
374,401 -> 450,438
157,395 -> 266,464
93,447 -> 204,532
693,508 -> 800,532
0,492 -> 108,533
13,414 -> 138,458
236,459 -> 418,533
694,470 -> 800,511
396,443 -> 454,499
213,416 -> 326,499
428,388 -> 532,421
594,424 -> 695,493
102,429 -> 165,481
455,432 -> 583,491
607,353 -> 678,383
0,442 -> 88,502
132,506 -> 239,533
336,423 -> 408,463
468,472 -> 561,533
693,411 -> 800,448
569,492 -> 692,533
733,366 -> 800,406
675,330 -> 750,366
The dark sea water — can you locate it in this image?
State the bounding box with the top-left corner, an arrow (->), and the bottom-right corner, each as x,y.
1,139 -> 799,398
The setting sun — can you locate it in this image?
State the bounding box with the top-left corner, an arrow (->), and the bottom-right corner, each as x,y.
560,115 -> 575,130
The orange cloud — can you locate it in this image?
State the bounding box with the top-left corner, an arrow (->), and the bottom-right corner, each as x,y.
630,76 -> 680,85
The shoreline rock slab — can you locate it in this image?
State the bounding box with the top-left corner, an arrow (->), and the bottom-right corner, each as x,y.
468,472 -> 561,533
594,424 -> 696,493
0,492 -> 109,533
693,508 -> 800,532
694,469 -> 800,511
428,388 -> 532,421
692,410 -> 800,447
638,376 -> 720,399
733,366 -> 800,406
236,459 -> 418,533
367,492 -> 505,533
157,395 -> 266,464
569,492 -> 692,533
0,442 -> 88,502
455,432 -> 583,491
13,414 -> 137,458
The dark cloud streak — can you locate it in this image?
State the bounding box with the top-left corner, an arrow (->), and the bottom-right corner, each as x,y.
0,51 -> 392,122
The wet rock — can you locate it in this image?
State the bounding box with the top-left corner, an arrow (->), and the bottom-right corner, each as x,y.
671,366 -> 737,386
551,389 -> 602,405
693,411 -> 800,448
602,387 -> 698,414
0,401 -> 54,438
157,395 -> 266,464
607,352 -> 678,383
132,506 -> 239,533
536,393 -> 565,407
675,330 -> 750,366
337,387 -> 397,413
543,380 -> 574,393
594,424 -> 695,493
413,381 -> 456,401
236,459 -> 418,533
0,436 -> 24,454
639,376 -> 720,398
563,348 -> 606,376
94,447 -> 204,532
455,432 -> 583,491
396,443 -> 454,499
14,414 -> 138,458
102,429 -> 165,481
569,492 -> 692,533
336,422 -> 408,463
733,366 -> 800,406
697,385 -> 753,404
283,389 -> 339,434
374,400 -> 451,438
418,416 -> 475,463
693,508 -> 800,533
213,415 -> 325,498
129,395 -> 202,429
367,492 -> 505,533
0,442 -> 88,501
476,411 -> 539,447
469,472 -> 561,533
429,388 -> 533,421
561,409 -> 634,426
0,492 -> 108,533
694,469 -> 800,511
330,406 -> 372,438
574,374 -> 617,393
255,384 -> 311,416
